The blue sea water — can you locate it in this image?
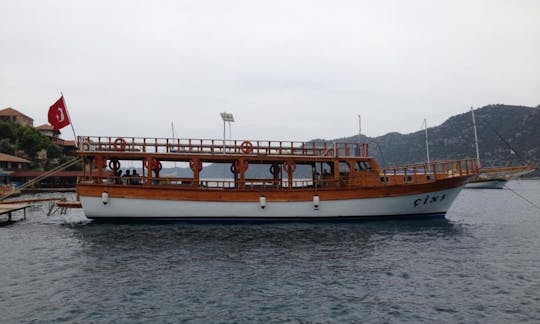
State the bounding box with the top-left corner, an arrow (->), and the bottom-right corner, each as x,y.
1,180 -> 540,323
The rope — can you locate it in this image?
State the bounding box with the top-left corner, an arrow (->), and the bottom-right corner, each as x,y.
0,157 -> 81,201
503,184 -> 540,211
368,139 -> 387,167
480,114 -> 530,165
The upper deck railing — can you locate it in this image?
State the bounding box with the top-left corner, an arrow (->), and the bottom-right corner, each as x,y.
77,136 -> 369,158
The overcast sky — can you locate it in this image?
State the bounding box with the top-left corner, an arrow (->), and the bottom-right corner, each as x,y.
1,0 -> 539,141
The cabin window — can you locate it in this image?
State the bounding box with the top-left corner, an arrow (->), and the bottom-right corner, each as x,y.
355,161 -> 372,171
321,162 -> 333,176
380,176 -> 389,183
339,161 -> 350,176
404,175 -> 413,182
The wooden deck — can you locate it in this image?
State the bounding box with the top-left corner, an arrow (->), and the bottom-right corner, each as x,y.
77,136 -> 369,158
0,203 -> 29,226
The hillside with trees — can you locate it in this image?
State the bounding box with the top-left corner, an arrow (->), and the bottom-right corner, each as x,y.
337,104 -> 540,176
0,121 -> 79,170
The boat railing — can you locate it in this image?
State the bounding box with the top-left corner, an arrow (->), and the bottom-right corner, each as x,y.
80,160 -> 477,190
79,158 -> 478,189
380,159 -> 479,181
77,136 -> 369,158
79,175 -> 339,190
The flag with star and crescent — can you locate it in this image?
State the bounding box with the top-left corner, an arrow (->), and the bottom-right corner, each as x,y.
48,96 -> 71,130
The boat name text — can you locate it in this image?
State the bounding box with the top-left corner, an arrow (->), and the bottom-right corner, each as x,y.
414,194 -> 446,207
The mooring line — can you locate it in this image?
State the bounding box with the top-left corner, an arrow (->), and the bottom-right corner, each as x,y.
504,184 -> 540,211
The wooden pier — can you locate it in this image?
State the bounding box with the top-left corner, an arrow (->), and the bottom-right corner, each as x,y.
0,203 -> 30,226
54,201 -> 82,215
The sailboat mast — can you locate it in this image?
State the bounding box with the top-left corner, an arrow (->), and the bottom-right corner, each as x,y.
471,107 -> 481,168
423,119 -> 430,165
171,121 -> 177,169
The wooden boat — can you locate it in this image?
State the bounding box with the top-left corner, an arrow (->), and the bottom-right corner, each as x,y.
75,136 -> 478,221
465,165 -> 535,189
465,108 -> 536,189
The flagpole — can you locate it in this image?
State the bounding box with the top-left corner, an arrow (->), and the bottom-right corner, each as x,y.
60,92 -> 79,149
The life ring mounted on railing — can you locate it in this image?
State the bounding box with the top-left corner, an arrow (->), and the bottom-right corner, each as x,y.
189,159 -> 203,172
231,160 -> 249,174
144,158 -> 162,171
113,137 -> 127,151
108,159 -> 120,171
269,164 -> 281,176
240,141 -> 253,154
283,161 -> 296,173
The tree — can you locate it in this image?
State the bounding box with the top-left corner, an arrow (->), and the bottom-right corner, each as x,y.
0,121 -> 18,141
17,127 -> 50,158
0,138 -> 15,155
47,143 -> 63,159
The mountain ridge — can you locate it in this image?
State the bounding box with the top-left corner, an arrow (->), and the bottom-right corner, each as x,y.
354,104 -> 539,171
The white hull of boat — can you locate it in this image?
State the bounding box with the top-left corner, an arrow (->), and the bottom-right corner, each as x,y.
465,179 -> 506,189
80,186 -> 463,220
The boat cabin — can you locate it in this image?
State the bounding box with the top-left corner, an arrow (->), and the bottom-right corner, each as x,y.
76,136 -> 478,191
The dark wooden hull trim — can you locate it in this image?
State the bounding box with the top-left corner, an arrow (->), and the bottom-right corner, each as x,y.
86,212 -> 447,223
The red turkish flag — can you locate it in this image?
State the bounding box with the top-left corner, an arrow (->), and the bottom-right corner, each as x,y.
48,96 -> 71,130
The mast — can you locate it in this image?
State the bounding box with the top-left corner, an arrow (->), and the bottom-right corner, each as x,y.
423,118 -> 430,165
357,114 -> 361,143
357,114 -> 361,156
171,122 -> 177,169
60,93 -> 78,148
471,107 -> 481,168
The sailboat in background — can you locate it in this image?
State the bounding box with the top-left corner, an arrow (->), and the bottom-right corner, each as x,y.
465,107 -> 535,189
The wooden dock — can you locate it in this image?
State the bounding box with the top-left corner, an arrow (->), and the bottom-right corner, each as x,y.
57,201 -> 82,208
0,203 -> 30,226
54,201 -> 82,215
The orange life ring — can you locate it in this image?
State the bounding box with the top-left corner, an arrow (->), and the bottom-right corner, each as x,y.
113,137 -> 127,151
283,161 -> 296,173
189,159 -> 203,172
153,159 -> 162,171
231,160 -> 249,173
145,158 -> 162,171
240,141 -> 253,154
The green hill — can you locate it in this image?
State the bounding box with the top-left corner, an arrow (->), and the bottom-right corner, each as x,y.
339,104 -> 540,175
